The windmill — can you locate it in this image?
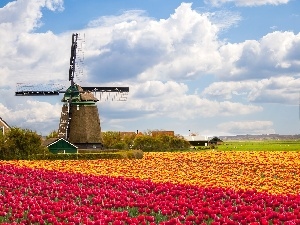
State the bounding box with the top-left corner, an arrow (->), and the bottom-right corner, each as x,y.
15,33 -> 129,149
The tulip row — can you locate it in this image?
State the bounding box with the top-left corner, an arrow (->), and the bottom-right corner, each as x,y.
8,151 -> 300,195
1,162 -> 300,224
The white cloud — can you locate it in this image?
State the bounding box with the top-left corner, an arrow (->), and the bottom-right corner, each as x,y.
0,0 -> 68,88
0,100 -> 61,132
0,31 -> 70,89
88,10 -> 149,28
101,81 -> 263,122
205,0 -> 290,7
0,104 -> 10,116
207,10 -> 241,31
132,80 -> 188,98
202,76 -> 300,104
217,121 -> 275,134
84,3 -> 224,83
45,0 -> 64,11
0,0 -> 63,34
34,4 -> 299,86
0,1 -> 298,135
84,7 -> 300,85
217,31 -> 300,80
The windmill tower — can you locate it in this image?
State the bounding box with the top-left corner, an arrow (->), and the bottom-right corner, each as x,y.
16,33 -> 129,149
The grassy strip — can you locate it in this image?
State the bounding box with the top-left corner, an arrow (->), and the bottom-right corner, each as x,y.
28,149 -> 144,160
217,140 -> 300,151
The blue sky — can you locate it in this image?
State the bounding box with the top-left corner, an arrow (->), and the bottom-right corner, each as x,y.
0,0 -> 300,136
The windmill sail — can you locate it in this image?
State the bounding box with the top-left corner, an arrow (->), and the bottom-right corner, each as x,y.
15,83 -> 65,96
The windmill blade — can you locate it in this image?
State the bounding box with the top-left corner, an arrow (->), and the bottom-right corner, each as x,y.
94,91 -> 128,101
81,86 -> 129,92
78,86 -> 129,101
15,83 -> 66,96
118,92 -> 129,101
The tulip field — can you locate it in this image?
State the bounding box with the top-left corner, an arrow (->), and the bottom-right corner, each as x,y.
1,151 -> 300,224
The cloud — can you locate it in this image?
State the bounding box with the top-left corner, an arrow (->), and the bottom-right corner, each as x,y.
0,31 -> 71,89
270,25 -> 278,30
217,121 -> 275,134
99,81 -> 263,122
0,0 -> 68,88
85,8 -> 300,86
84,3 -> 226,83
207,10 -> 241,31
0,1 -> 298,135
0,100 -> 61,132
88,10 -> 149,28
0,0 -> 63,34
217,31 -> 300,80
202,76 -> 300,104
205,0 -> 290,7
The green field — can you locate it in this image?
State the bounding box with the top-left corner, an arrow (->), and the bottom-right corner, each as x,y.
217,140 -> 300,151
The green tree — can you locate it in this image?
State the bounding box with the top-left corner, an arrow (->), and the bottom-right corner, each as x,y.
169,135 -> 190,149
0,127 -> 48,160
133,135 -> 155,151
100,130 -> 191,151
133,132 -> 190,151
101,131 -> 122,149
102,132 -> 136,150
122,133 -> 136,149
111,141 -> 128,150
209,136 -> 223,145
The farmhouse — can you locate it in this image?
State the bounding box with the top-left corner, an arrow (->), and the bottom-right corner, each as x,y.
0,117 -> 10,135
183,135 -> 209,147
43,138 -> 78,154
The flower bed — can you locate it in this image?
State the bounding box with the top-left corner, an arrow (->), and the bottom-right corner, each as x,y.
1,151 -> 300,224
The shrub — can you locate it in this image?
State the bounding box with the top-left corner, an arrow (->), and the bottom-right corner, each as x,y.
123,149 -> 144,159
131,149 -> 144,159
0,127 -> 49,160
112,141 -> 128,150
